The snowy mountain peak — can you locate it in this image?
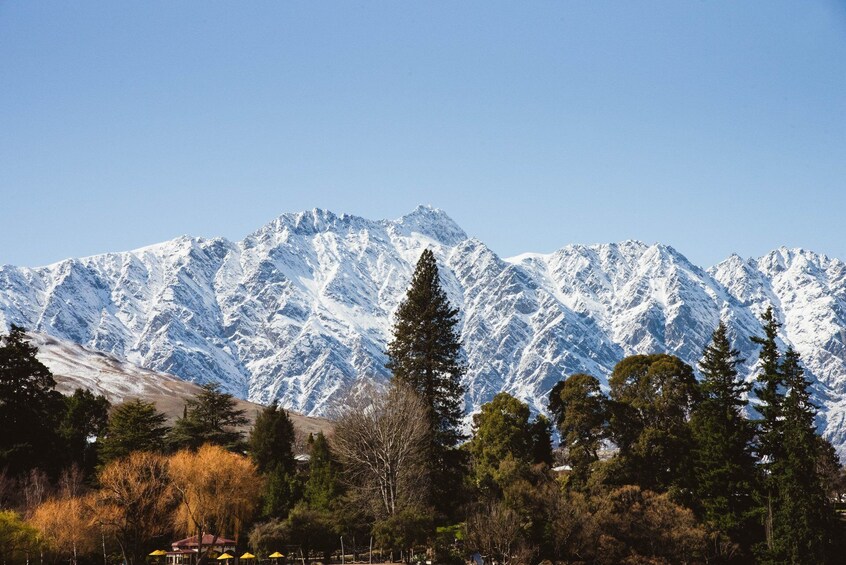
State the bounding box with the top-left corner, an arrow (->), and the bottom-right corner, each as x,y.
2,208 -> 846,457
394,205 -> 468,246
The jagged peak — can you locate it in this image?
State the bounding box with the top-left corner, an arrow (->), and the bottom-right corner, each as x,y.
392,205 -> 468,245
756,246 -> 838,275
246,205 -> 467,247
711,252 -> 757,272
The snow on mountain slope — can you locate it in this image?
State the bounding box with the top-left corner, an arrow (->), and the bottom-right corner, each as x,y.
2,206 -> 846,456
28,331 -> 332,438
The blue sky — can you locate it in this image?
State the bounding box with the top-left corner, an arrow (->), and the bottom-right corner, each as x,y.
1,1 -> 844,268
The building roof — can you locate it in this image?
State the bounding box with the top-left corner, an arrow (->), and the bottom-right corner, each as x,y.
172,535 -> 236,548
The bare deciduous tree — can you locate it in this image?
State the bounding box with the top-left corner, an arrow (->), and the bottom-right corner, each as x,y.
331,383 -> 430,519
21,469 -> 50,517
464,500 -> 527,565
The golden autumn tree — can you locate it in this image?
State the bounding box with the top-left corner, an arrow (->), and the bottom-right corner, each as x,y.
30,496 -> 97,565
169,444 -> 263,563
93,451 -> 175,565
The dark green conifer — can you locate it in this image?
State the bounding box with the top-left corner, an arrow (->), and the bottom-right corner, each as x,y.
249,402 -> 299,518
386,248 -> 467,517
303,432 -> 342,511
249,401 -> 296,475
59,388 -> 110,476
0,325 -> 64,476
751,307 -> 786,554
768,348 -> 836,563
752,307 -> 785,467
99,399 -> 169,464
168,382 -> 248,451
689,323 -> 758,554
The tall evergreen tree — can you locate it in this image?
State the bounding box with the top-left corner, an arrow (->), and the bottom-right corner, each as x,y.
168,382 -> 248,451
752,307 -> 785,468
99,399 -> 169,464
689,323 -> 758,557
768,348 -> 836,563
303,432 -> 342,512
0,325 -> 64,476
249,402 -> 296,475
249,402 -> 299,518
751,307 -> 786,554
386,248 -> 467,517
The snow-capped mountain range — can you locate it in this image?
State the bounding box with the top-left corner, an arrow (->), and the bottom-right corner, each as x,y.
2,206 -> 846,455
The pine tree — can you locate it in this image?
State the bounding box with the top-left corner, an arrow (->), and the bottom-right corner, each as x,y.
99,399 -> 169,464
751,307 -> 786,554
689,323 -> 758,554
768,348 -> 836,563
0,325 -> 65,476
168,382 -> 248,451
752,307 -> 785,468
386,248 -> 467,517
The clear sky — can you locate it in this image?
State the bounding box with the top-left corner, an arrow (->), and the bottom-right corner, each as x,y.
1,1 -> 844,269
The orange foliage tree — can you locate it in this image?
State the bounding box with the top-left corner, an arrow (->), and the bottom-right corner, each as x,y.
169,444 -> 263,563
30,496 -> 97,565
93,451 -> 175,565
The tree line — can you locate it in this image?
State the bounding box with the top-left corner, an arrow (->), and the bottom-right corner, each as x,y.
1,249 -> 844,564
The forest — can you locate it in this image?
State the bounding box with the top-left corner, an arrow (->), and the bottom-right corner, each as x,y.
0,249 -> 843,565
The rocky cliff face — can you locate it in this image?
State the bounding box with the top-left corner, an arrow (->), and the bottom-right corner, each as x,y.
2,207 -> 845,455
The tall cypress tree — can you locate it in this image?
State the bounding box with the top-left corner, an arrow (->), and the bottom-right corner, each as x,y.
303,432 -> 342,512
249,402 -> 299,518
689,323 -> 758,555
386,248 -> 467,517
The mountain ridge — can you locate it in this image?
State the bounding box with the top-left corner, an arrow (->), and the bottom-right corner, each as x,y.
2,206 -> 846,457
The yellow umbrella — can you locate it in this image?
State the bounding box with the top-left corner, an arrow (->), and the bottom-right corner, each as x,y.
268,553 -> 284,559
240,554 -> 256,560
149,551 -> 168,557
217,554 -> 234,561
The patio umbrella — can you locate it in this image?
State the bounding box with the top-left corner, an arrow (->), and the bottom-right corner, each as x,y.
267,553 -> 284,559
149,551 -> 168,557
240,553 -> 256,560
217,554 -> 234,561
